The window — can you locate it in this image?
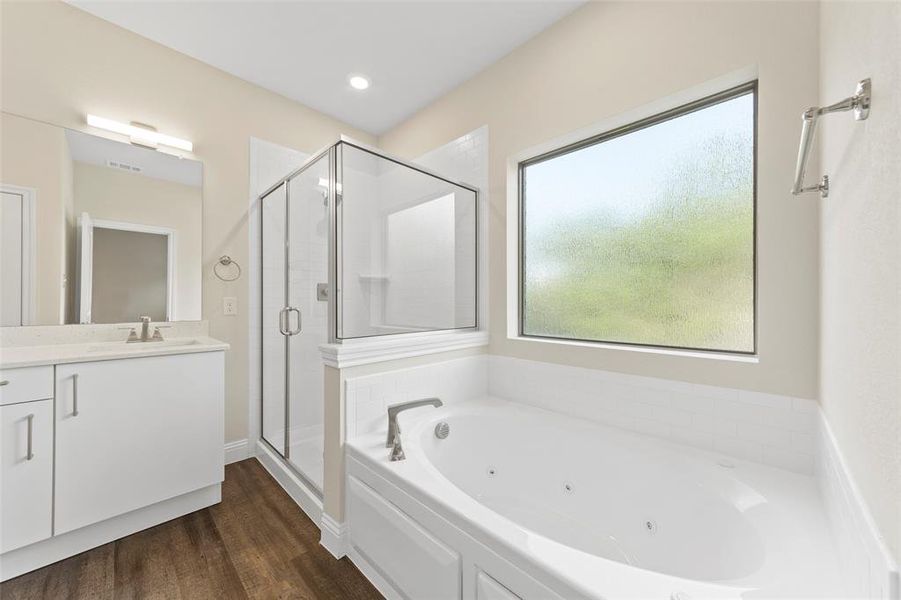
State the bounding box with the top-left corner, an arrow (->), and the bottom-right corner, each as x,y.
519,83 -> 756,353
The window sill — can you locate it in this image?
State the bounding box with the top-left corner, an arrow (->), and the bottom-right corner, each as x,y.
509,334 -> 759,364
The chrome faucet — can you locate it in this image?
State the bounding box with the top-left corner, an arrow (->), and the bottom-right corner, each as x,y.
123,316 -> 166,343
385,397 -> 443,462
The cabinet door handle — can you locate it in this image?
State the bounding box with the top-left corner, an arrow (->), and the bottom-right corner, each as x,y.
72,373 -> 80,417
26,414 -> 34,461
0,380 -> 9,386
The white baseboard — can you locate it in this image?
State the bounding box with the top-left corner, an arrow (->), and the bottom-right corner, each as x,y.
254,440 -> 322,525
818,412 -> 900,599
0,484 -> 220,582
319,513 -> 347,558
224,438 -> 250,465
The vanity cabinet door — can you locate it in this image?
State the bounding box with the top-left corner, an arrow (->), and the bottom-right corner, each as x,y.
54,352 -> 224,535
0,399 -> 53,553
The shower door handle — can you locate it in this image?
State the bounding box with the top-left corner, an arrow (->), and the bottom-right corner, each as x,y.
278,307 -> 290,336
286,307 -> 302,336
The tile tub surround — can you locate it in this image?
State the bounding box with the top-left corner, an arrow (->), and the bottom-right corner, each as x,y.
343,354 -> 816,473
487,355 -> 818,474
818,414 -> 900,599
344,355 -> 488,439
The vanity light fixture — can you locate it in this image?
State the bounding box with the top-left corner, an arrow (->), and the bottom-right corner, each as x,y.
86,114 -> 193,152
348,75 -> 370,90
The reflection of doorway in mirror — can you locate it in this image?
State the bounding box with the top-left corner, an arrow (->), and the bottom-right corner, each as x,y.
76,214 -> 175,324
0,184 -> 36,326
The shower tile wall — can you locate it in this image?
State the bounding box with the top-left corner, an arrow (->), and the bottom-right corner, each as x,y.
339,149 -> 382,336
340,128 -> 487,338
410,126 -> 487,327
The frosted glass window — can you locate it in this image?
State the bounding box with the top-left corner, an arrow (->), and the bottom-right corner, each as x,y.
520,85 -> 756,353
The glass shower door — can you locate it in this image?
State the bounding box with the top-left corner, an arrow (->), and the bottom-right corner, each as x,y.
285,155 -> 329,492
261,182 -> 287,456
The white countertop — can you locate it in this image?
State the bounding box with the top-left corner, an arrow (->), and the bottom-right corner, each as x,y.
0,336 -> 230,369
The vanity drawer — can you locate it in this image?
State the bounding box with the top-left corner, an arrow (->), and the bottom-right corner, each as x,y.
0,366 -> 54,406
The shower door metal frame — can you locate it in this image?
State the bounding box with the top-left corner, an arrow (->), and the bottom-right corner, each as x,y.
258,144 -> 336,498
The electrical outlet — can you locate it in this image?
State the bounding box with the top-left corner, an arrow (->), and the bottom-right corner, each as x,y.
223,296 -> 238,316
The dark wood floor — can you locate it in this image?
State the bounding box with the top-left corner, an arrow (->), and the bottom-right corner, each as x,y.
1,459 -> 383,600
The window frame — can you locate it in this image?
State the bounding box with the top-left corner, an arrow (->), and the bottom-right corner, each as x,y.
517,80 -> 758,355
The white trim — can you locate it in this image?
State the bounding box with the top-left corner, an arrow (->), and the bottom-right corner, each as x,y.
505,66 -> 759,360
0,184 -> 37,326
817,413 -> 900,599
319,330 -> 489,369
89,217 -> 178,321
254,440 -> 322,524
319,513 -> 347,558
347,546 -> 404,600
0,484 -> 220,582
505,335 -> 760,364
224,438 -> 249,465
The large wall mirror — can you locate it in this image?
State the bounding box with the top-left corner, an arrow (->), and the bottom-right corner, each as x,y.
0,113 -> 202,326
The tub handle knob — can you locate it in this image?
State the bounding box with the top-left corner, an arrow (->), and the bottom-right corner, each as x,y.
389,432 -> 406,462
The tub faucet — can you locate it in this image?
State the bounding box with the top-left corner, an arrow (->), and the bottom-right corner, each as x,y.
385,397 -> 443,461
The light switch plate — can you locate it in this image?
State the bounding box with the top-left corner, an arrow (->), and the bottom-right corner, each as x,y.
223,296 -> 238,316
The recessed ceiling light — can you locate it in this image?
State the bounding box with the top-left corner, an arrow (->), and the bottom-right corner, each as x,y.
348,75 -> 370,90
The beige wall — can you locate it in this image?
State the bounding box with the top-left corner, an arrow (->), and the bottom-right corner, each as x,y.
819,1 -> 901,562
0,113 -> 70,324
73,161 -> 203,321
1,0 -> 375,442
380,1 -> 821,399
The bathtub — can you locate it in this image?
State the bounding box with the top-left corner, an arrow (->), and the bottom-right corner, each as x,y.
345,397 -> 847,599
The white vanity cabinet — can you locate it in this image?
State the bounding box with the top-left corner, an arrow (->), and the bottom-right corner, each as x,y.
0,366 -> 54,553
54,352 -> 224,535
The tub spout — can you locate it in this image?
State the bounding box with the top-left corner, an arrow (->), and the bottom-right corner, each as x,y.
385,397 -> 443,458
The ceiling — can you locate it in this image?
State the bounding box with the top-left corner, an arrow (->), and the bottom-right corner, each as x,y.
67,1 -> 584,135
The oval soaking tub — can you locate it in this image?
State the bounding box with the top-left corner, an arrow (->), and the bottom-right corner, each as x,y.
345,397 -> 847,600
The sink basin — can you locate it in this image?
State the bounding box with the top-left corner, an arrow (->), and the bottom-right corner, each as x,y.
86,339 -> 203,353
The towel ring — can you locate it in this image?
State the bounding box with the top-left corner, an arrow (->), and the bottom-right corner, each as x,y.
214,255 -> 242,282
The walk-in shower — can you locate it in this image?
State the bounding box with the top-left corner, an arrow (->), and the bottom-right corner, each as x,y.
259,139 -> 478,493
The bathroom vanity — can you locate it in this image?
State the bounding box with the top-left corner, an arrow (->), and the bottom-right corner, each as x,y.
0,333 -> 227,581
0,107 -> 230,582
